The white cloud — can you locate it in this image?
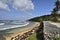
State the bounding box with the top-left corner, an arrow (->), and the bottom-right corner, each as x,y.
0,0 -> 34,11
13,0 -> 34,11
0,1 -> 10,11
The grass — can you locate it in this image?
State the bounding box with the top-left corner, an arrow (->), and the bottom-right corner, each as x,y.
26,33 -> 37,40
55,38 -> 60,40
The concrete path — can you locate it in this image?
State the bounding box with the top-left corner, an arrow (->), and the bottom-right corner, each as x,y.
43,21 -> 60,40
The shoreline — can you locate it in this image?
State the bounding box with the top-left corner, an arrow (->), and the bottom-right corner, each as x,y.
0,22 -> 29,31
1,22 -> 40,40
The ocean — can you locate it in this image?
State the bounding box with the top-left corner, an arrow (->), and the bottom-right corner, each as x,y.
0,20 -> 35,34
0,20 -> 30,30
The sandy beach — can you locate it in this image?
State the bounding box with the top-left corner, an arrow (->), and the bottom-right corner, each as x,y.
0,22 -> 40,40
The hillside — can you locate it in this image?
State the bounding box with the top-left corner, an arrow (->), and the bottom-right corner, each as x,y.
28,14 -> 60,22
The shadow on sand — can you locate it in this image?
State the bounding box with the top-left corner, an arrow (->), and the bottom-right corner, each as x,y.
36,22 -> 44,40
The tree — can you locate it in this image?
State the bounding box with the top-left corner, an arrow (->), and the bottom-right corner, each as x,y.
51,8 -> 58,22
51,0 -> 60,22
55,0 -> 60,11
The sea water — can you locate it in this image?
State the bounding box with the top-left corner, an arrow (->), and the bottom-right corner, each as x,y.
0,20 -> 35,34
0,20 -> 30,30
0,20 -> 35,31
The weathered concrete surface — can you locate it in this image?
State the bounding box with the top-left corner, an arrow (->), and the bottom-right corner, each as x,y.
43,21 -> 60,40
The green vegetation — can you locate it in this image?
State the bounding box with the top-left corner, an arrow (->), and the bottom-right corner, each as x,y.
55,38 -> 60,40
27,0 -> 60,40
26,33 -> 37,40
28,0 -> 60,23
28,14 -> 60,22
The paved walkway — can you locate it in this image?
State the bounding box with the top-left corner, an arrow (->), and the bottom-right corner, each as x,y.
43,21 -> 60,40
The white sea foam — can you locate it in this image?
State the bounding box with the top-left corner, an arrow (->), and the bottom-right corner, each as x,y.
0,22 -> 29,30
0,23 -> 5,25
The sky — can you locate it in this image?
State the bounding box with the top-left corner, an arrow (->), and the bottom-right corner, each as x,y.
0,0 -> 56,21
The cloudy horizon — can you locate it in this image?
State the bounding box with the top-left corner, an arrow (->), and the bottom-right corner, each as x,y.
0,0 -> 56,20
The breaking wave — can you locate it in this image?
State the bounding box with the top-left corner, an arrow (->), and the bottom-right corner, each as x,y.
0,21 -> 29,30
